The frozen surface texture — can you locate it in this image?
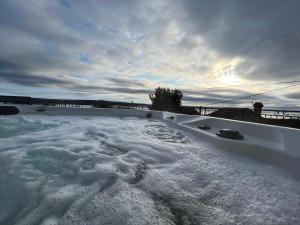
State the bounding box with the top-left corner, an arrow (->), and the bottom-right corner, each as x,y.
0,115 -> 299,225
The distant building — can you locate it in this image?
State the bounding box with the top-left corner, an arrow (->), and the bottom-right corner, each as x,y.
253,102 -> 264,116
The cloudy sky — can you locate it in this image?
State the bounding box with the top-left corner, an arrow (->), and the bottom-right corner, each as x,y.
0,0 -> 300,109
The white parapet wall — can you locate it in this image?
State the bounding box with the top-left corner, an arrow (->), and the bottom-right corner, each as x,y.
2,104 -> 164,119
2,104 -> 299,158
170,113 -> 300,158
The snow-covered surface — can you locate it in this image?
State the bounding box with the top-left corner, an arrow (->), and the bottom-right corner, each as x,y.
0,115 -> 300,225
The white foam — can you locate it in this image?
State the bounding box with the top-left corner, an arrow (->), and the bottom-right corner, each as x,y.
0,115 -> 299,225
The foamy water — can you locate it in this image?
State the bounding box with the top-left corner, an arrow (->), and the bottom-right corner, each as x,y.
0,115 -> 299,225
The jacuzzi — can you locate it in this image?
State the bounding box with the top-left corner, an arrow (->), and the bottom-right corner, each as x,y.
1,104 -> 300,225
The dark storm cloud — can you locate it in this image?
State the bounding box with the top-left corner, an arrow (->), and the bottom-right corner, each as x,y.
0,0 -> 79,44
182,90 -> 241,104
182,88 -> 281,105
285,92 -> 300,100
0,45 -> 82,73
98,86 -> 151,94
183,89 -> 246,99
183,95 -> 228,103
0,60 -> 29,72
179,0 -> 300,80
0,59 -> 77,87
0,70 -> 151,95
107,77 -> 146,87
59,84 -> 151,95
0,59 -> 151,95
0,71 -> 70,87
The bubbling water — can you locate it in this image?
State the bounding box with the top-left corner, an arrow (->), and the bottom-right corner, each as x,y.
0,115 -> 299,225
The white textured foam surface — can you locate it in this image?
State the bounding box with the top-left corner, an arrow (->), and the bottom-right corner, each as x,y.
0,115 -> 299,225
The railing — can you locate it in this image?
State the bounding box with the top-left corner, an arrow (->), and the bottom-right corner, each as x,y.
261,109 -> 300,120
193,106 -> 300,120
261,114 -> 300,120
196,107 -> 220,115
2,95 -> 300,119
0,96 -> 150,110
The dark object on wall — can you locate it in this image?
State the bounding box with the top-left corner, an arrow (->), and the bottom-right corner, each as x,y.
146,112 -> 152,118
253,102 -> 264,116
216,129 -> 243,140
0,106 -> 19,115
36,109 -> 45,112
198,125 -> 210,130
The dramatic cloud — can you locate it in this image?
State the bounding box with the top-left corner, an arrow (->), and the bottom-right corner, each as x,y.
178,0 -> 300,80
286,92 -> 300,100
0,0 -> 299,108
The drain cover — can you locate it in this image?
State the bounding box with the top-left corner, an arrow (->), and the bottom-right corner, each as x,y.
216,129 -> 243,140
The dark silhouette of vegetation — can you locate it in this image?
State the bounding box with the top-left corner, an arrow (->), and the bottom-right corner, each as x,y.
149,87 -> 183,112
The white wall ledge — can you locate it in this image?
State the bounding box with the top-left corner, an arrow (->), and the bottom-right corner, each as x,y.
2,104 -> 299,158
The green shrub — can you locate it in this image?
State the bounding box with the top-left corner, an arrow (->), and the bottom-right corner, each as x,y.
149,87 -> 182,111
